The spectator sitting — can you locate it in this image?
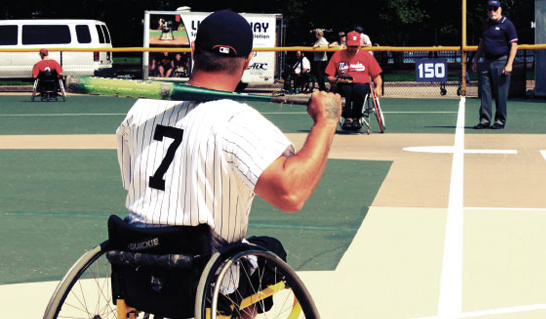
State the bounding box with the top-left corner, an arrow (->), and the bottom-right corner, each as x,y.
283,51 -> 311,93
173,53 -> 190,77
157,52 -> 174,78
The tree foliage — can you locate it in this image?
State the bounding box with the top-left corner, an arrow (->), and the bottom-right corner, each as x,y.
0,0 -> 535,47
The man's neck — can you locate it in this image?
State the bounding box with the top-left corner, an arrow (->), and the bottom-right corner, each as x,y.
187,71 -> 239,92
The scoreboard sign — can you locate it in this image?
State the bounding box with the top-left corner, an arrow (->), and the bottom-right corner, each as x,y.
415,58 -> 448,82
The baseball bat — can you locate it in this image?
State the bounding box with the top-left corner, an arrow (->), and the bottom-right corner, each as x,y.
66,76 -> 287,103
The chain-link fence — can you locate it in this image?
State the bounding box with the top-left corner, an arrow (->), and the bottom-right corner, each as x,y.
0,46 -> 543,99
375,48 -> 535,98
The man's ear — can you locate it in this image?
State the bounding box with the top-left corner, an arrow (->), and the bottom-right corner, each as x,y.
243,52 -> 253,69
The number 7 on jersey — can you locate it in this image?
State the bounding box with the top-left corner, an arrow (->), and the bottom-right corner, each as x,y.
149,124 -> 184,191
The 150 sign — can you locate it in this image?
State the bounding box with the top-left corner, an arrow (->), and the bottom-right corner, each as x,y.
415,58 -> 448,82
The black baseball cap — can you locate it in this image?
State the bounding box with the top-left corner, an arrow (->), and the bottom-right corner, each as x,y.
195,9 -> 253,57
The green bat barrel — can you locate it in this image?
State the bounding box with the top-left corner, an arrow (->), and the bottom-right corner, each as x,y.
66,76 -> 281,102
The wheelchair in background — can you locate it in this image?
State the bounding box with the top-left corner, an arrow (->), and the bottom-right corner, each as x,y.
359,82 -> 385,134
282,70 -> 315,95
43,215 -> 319,319
337,77 -> 386,134
31,70 -> 66,102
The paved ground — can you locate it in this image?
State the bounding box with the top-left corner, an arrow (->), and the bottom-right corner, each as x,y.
1,93 -> 545,319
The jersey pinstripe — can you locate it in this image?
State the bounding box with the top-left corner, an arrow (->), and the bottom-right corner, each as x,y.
116,98 -> 295,245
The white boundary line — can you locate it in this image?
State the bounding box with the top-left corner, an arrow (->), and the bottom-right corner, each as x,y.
0,113 -> 127,117
437,96 -> 466,319
404,146 -> 517,155
416,304 -> 546,319
541,150 -> 546,160
0,111 -> 458,117
466,206 -> 546,212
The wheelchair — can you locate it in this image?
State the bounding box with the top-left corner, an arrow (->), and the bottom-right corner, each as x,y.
42,215 -> 319,319
339,81 -> 385,134
31,70 -> 67,102
281,65 -> 315,95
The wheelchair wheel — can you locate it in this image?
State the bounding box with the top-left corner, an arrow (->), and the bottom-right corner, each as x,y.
58,79 -> 67,102
371,94 -> 386,133
31,79 -> 39,102
195,247 -> 319,319
43,241 -> 116,319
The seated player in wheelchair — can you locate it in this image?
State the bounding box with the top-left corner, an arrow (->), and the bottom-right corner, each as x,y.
325,31 -> 383,130
282,50 -> 311,93
32,48 -> 65,100
115,9 -> 340,318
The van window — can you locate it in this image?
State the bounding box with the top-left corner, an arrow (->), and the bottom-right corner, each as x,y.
95,25 -> 105,43
100,25 -> 112,44
76,25 -> 92,44
23,25 -> 71,44
0,26 -> 17,45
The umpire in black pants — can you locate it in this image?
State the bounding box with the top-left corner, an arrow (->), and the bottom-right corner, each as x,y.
472,0 -> 518,130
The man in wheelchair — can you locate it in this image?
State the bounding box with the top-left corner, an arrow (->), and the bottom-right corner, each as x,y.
113,9 -> 340,319
282,50 -> 311,94
326,31 -> 383,130
32,48 -> 65,101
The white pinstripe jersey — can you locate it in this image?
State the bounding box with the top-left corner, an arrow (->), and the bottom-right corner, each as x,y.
116,98 -> 295,244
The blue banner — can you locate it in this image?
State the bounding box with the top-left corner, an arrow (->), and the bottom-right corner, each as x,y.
415,58 -> 448,82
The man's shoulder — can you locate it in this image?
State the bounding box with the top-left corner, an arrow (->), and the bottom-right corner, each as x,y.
502,16 -> 517,28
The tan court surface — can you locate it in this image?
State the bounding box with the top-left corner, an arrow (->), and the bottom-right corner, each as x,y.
1,129 -> 546,318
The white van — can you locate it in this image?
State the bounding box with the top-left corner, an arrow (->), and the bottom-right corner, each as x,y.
0,19 -> 113,79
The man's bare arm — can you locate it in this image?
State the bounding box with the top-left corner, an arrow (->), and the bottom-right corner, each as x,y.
254,91 -> 341,212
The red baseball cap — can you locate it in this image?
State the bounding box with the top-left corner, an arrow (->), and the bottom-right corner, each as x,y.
39,48 -> 48,55
346,31 -> 361,46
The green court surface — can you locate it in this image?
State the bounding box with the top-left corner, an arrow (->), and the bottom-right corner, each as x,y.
1,95 -> 545,135
1,94 -> 545,284
0,151 -> 390,283
149,30 -> 188,38
0,95 -> 393,284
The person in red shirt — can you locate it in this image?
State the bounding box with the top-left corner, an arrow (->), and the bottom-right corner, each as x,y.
325,31 -> 383,130
32,48 -> 64,79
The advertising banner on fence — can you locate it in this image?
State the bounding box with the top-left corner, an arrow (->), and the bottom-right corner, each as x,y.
144,10 -> 280,83
179,12 -> 277,84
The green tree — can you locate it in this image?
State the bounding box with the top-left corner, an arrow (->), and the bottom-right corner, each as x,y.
0,0 -> 534,46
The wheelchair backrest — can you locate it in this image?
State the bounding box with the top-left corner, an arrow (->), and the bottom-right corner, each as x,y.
106,215 -> 212,318
107,215 -> 211,255
38,70 -> 59,92
38,69 -> 58,80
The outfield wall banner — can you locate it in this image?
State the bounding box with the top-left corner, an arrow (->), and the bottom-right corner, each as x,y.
180,12 -> 278,84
